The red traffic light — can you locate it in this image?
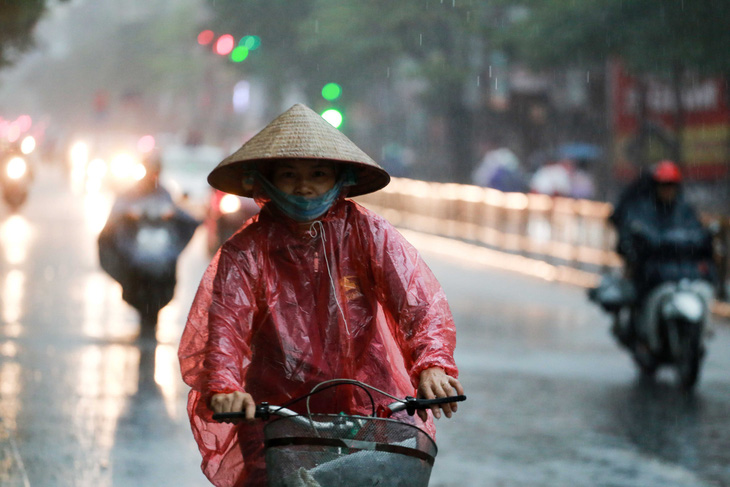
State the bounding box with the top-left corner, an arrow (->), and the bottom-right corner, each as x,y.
197,30 -> 214,46
214,34 -> 235,56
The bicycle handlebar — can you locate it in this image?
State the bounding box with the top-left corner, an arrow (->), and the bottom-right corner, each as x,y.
389,395 -> 468,416
212,395 -> 467,423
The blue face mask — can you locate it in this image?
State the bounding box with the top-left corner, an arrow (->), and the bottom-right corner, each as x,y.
253,166 -> 357,222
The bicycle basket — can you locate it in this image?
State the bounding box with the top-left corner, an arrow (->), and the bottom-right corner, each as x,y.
263,414 -> 437,487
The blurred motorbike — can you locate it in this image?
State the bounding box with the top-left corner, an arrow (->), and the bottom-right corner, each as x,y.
0,148 -> 33,211
98,202 -> 199,337
634,278 -> 714,389
589,225 -> 716,390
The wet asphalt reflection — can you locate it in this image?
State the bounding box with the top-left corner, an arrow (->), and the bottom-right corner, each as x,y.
0,167 -> 210,487
1,167 -> 729,487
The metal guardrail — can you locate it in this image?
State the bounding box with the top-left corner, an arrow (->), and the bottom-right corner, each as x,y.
356,177 -> 730,307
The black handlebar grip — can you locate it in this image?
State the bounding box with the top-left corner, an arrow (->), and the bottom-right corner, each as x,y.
418,395 -> 467,406
212,403 -> 270,422
405,395 -> 467,415
212,412 -> 244,421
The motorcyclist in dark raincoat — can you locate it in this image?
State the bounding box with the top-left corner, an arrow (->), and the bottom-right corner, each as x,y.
609,160 -> 716,344
178,104 -> 463,487
99,153 -> 199,336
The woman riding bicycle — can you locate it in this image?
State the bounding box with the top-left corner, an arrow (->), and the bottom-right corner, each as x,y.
179,104 -> 464,487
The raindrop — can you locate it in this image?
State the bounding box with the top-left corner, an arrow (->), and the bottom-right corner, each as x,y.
452,0 -> 456,7
315,20 -> 319,34
495,78 -> 499,90
489,65 -> 492,78
387,67 -> 390,78
419,34 -> 423,46
586,71 -> 590,83
477,76 -> 480,87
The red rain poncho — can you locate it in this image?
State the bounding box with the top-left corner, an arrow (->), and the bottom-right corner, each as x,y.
179,198 -> 458,487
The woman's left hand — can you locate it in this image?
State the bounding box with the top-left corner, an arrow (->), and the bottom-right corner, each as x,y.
417,367 -> 464,422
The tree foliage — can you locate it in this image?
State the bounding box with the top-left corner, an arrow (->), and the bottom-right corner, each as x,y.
205,0 -> 500,109
498,0 -> 730,78
0,0 -> 69,68
201,0 -> 319,115
204,0 -> 509,181
201,0 -> 730,179
2,0 -> 214,138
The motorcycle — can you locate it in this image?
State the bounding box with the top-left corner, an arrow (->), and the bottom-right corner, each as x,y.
0,150 -> 33,211
98,200 -> 199,337
589,225 -> 716,390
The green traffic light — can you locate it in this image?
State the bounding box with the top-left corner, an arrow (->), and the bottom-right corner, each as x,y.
321,109 -> 343,128
240,35 -> 262,50
321,83 -> 342,101
231,46 -> 249,62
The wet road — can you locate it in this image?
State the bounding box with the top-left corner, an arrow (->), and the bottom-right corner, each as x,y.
2,167 -> 729,487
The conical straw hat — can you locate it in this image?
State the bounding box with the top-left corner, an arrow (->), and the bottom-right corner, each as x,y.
208,103 -> 390,197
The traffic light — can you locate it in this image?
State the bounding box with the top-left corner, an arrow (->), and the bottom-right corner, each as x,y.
214,34 -> 235,56
230,46 -> 249,62
197,30 -> 215,46
321,83 -> 342,101
320,82 -> 344,128
239,35 -> 261,50
321,108 -> 343,128
198,30 -> 262,64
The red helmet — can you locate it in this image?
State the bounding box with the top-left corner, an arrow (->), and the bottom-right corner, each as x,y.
651,160 -> 682,183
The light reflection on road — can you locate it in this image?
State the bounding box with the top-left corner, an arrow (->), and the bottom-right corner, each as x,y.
0,215 -> 32,265
2,269 -> 25,326
154,344 -> 186,418
77,345 -> 138,448
0,168 -> 209,486
81,273 -> 137,341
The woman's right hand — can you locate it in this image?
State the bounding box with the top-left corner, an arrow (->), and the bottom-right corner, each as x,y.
210,391 -> 257,423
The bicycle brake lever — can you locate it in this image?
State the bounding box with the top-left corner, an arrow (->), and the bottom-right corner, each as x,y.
256,402 -> 270,420
405,396 -> 419,416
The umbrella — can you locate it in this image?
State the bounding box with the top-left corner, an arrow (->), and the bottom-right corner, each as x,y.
557,142 -> 603,161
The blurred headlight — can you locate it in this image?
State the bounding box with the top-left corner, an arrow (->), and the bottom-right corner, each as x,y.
6,157 -> 27,180
109,153 -> 140,180
131,162 -> 147,181
219,194 -> 242,214
70,141 -> 89,166
20,136 -> 36,155
87,158 -> 108,180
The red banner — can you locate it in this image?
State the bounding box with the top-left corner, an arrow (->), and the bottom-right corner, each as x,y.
610,60 -> 730,180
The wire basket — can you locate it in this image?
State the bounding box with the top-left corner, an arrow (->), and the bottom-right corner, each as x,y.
263,414 -> 438,487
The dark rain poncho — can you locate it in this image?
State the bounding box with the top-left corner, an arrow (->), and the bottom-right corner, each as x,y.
179,198 -> 458,487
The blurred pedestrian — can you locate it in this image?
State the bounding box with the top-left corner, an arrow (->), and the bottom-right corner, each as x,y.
568,159 -> 596,200
529,158 -> 573,197
472,139 -> 527,192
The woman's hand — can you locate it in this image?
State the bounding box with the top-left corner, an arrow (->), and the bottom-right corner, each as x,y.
210,391 -> 256,423
417,367 -> 464,422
